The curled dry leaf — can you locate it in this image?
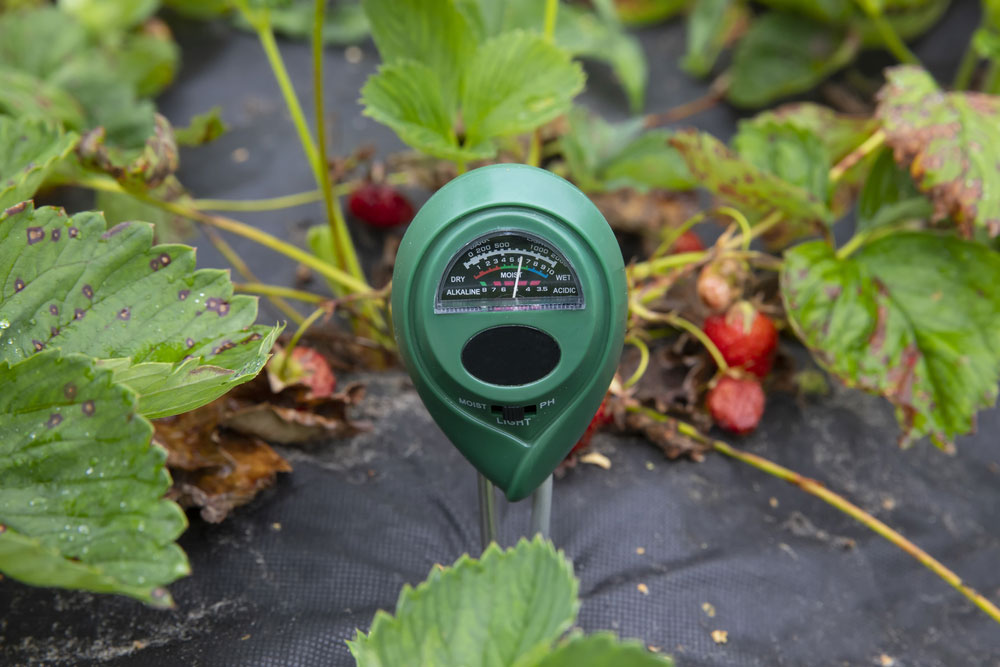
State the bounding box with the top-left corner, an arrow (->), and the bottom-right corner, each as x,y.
590,188 -> 698,256
155,399 -> 291,523
621,405 -> 709,461
222,382 -> 366,444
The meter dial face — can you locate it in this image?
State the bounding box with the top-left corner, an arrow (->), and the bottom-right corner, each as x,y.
435,231 -> 585,313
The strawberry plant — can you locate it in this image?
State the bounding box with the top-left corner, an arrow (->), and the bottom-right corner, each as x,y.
2,0 -> 1000,658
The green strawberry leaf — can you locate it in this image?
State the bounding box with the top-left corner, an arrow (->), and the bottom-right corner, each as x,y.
174,107 -> 228,147
57,0 -> 160,33
233,0 -> 370,44
348,537 -> 579,667
732,116 -> 831,204
532,633 -> 673,667
561,108 -> 693,193
782,233 -> 1000,448
670,129 -> 832,226
95,175 -> 196,244
682,0 -> 747,77
361,0 -> 480,114
875,66 -> 1000,236
748,103 -> 878,163
0,67 -> 86,129
0,202 -> 278,419
462,31 -> 584,147
0,350 -> 189,605
857,148 -> 933,233
114,30 -> 181,98
613,0 -> 687,25
727,12 -> 860,108
0,117 -> 78,210
361,60 -> 491,163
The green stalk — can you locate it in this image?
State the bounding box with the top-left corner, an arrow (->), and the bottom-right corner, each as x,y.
527,0 -> 560,167
629,302 -> 729,373
277,306 -> 327,377
622,336 -> 651,390
829,129 -> 886,185
629,404 -> 1000,628
235,283 -> 329,304
854,0 -> 920,65
248,7 -> 365,289
953,40 -> 980,90
193,174 -> 411,212
312,0 -> 363,285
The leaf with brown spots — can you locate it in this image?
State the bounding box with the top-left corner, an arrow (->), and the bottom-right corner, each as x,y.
670,129 -> 833,231
0,350 -> 189,605
781,233 -> 1000,448
0,202 -> 280,419
876,66 -> 1000,236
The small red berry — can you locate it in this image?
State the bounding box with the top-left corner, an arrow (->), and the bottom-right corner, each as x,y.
703,302 -> 777,378
348,183 -> 414,228
707,375 -> 765,435
672,230 -> 704,254
568,397 -> 612,456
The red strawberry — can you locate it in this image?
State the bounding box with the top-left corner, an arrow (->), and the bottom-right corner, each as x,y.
672,230 -> 704,254
703,302 -> 777,378
267,345 -> 336,400
568,397 -> 612,456
707,375 -> 765,435
348,183 -> 414,228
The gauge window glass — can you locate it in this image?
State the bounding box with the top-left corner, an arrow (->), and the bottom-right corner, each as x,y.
435,230 -> 585,313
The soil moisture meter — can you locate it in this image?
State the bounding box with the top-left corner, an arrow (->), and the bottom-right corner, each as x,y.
392,165 -> 626,542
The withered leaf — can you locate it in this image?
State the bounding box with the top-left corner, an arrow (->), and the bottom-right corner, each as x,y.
876,66 -> 1000,236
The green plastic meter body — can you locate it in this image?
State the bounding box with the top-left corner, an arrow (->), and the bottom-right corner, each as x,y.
392,165 -> 626,501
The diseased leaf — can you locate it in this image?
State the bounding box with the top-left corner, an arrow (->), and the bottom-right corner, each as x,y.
174,107 -> 228,147
462,31 -> 584,147
0,117 -> 78,209
348,537 -> 578,667
756,103 -> 878,162
535,633 -> 673,666
77,113 -> 178,189
0,202 -> 277,418
670,129 -> 832,225
876,66 -> 1000,236
683,0 -> 747,77
727,12 -> 860,108
732,116 -> 831,203
0,350 -> 189,605
782,233 -> 1000,448
857,148 -> 933,232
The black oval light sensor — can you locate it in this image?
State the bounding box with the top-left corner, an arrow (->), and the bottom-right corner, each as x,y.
461,326 -> 561,386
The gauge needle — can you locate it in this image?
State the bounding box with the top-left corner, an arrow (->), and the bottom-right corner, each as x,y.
512,256 -> 523,299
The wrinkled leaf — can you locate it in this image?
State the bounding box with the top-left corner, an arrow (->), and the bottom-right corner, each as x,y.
758,103 -> 878,162
683,0 -> 747,77
0,117 -> 78,209
876,66 -> 1000,236
535,633 -> 673,666
857,148 -> 933,232
174,107 -> 228,147
782,233 -> 1000,448
155,398 -> 291,523
670,129 -> 832,225
77,113 -> 178,189
462,31 -> 584,147
0,202 -> 277,418
348,537 -> 579,667
0,350 -> 189,605
727,12 -> 860,108
732,116 -> 831,203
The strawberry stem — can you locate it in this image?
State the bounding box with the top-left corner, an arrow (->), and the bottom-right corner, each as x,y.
627,404 -> 1000,628
622,336 -> 651,389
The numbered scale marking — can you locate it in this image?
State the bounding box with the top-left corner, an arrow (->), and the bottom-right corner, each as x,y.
435,231 -> 585,313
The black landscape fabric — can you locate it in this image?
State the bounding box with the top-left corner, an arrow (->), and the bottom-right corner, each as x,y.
4,3 -> 1000,665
